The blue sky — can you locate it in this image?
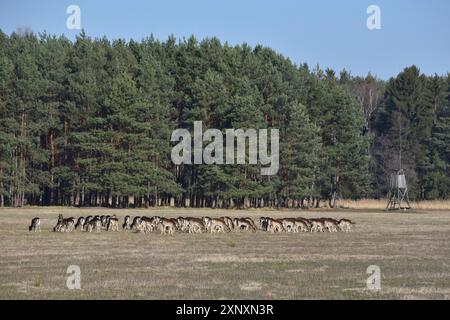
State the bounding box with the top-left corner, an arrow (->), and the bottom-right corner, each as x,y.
1,0 -> 449,79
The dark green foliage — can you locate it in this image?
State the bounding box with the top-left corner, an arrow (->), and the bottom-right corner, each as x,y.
373,66 -> 449,200
0,30 -> 447,207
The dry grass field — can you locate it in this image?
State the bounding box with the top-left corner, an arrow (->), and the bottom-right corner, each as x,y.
339,199 -> 450,210
0,207 -> 449,300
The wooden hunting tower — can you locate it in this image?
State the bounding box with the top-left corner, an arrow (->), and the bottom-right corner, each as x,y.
386,117 -> 411,211
386,169 -> 411,210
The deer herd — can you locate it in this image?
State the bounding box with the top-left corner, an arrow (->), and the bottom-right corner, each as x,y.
28,214 -> 355,234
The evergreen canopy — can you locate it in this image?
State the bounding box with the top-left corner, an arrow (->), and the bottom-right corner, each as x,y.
0,30 -> 448,207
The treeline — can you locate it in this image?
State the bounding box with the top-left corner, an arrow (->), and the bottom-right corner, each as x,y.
0,30 -> 448,208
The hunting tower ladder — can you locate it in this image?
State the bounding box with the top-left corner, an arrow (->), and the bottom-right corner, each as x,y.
385,118 -> 411,211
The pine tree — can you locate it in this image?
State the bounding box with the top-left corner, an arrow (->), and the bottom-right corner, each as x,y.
0,30 -> 447,207
374,66 -> 435,199
424,74 -> 450,198
0,30 -> 15,206
278,102 -> 321,207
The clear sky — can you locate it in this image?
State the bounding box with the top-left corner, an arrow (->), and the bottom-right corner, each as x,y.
1,0 -> 449,79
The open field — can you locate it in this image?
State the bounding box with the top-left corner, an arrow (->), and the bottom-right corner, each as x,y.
339,199 -> 450,210
1,207 -> 450,299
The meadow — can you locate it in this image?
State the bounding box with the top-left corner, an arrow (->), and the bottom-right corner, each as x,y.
0,207 -> 449,299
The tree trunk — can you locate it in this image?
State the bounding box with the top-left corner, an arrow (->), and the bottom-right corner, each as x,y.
49,129 -> 57,205
329,191 -> 337,208
18,112 -> 27,207
0,167 -> 4,207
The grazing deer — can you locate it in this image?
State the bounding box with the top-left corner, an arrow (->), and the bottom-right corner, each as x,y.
86,216 -> 101,232
176,217 -> 190,232
264,218 -> 284,233
176,217 -> 189,232
188,220 -> 205,233
178,217 -> 204,233
100,215 -> 106,228
220,216 -> 234,231
280,218 -> 297,233
75,217 -> 85,231
259,217 -> 270,231
293,219 -> 309,232
46,213 -> 356,236
202,217 -> 213,232
53,214 -> 75,232
123,216 -> 131,230
232,218 -> 256,232
206,218 -> 230,233
105,215 -> 112,229
321,218 -> 339,232
296,217 -> 312,230
83,216 -> 92,231
158,218 -> 176,235
309,219 -> 325,232
107,216 -> 119,231
243,217 -> 258,231
139,216 -> 160,233
29,217 -> 41,232
337,219 -> 355,232
130,216 -> 142,231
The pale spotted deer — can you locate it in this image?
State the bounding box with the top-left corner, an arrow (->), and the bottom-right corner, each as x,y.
107,216 -> 120,231
232,218 -> 256,232
267,218 -> 284,233
86,216 -> 101,232
338,219 -> 355,232
53,214 -> 75,232
158,218 -> 176,235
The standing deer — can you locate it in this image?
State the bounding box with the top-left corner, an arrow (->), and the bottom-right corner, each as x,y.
29,217 -> 41,232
